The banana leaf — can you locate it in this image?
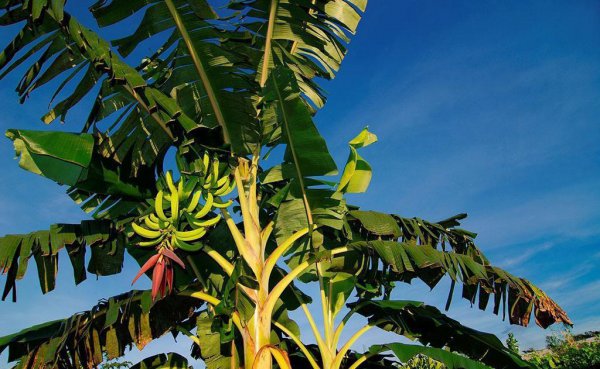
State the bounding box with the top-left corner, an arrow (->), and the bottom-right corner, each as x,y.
0,220 -> 123,301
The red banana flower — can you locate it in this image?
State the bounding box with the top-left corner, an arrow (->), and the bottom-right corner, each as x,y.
132,247 -> 186,300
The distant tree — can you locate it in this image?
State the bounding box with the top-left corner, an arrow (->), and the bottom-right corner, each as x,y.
506,333 -> 520,354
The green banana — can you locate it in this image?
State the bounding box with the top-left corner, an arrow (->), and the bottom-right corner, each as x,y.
173,237 -> 203,252
214,180 -> 235,196
202,152 -> 210,172
211,157 -> 219,187
182,176 -> 198,200
191,214 -> 221,228
174,227 -> 207,241
194,193 -> 214,219
213,199 -> 233,208
143,216 -> 160,230
216,172 -> 230,187
186,190 -> 202,213
149,213 -> 160,223
165,171 -> 177,195
131,162 -> 236,254
138,234 -> 166,247
170,186 -> 179,222
132,223 -> 162,239
155,190 -> 168,221
177,180 -> 184,200
202,172 -> 213,189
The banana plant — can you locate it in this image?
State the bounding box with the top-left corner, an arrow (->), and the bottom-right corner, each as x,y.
0,1 -> 571,369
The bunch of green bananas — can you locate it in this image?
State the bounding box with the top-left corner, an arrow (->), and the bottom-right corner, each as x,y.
195,151 -> 236,199
131,158 -> 235,252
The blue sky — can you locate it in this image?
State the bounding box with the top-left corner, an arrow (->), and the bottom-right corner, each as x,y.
1,0 -> 599,366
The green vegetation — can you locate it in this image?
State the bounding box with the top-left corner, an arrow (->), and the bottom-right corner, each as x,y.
525,331 -> 600,369
506,333 -> 520,354
0,1 -> 572,368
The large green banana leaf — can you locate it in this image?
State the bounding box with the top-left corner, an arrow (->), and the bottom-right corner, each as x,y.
6,130 -> 154,199
343,210 -> 571,328
350,300 -> 533,369
0,220 -> 123,300
190,311 -> 232,369
264,67 -> 338,178
0,289 -> 202,368
261,66 -> 344,245
336,239 -> 570,329
229,0 -> 366,108
90,0 -> 366,117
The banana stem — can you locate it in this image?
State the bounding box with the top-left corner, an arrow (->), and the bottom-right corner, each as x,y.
264,247 -> 349,318
221,208 -> 260,276
260,220 -> 275,258
320,276 -> 333,350
262,227 -> 311,285
234,162 -> 262,264
300,303 -> 328,358
333,302 -> 363,348
273,321 -> 320,369
203,245 -> 234,276
230,341 -> 239,369
332,320 -> 384,369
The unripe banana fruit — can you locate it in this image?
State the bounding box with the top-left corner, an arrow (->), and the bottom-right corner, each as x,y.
130,160 -> 234,253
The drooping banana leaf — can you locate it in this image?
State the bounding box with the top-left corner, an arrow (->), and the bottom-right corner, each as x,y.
335,239 -> 571,328
2,0 -> 368,169
0,220 -> 124,301
349,300 -> 533,369
0,289 -> 202,369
